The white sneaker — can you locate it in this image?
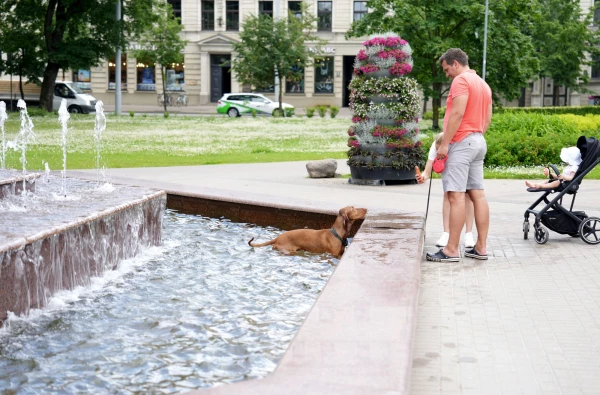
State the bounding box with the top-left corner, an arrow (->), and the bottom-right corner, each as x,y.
464,232 -> 476,249
435,232 -> 449,247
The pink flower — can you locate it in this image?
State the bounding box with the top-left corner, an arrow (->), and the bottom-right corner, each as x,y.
348,139 -> 360,148
356,50 -> 368,61
377,51 -> 391,59
359,64 -> 379,73
390,62 -> 412,76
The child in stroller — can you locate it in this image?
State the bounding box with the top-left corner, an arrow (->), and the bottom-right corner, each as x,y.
523,136 -> 600,245
525,146 -> 581,190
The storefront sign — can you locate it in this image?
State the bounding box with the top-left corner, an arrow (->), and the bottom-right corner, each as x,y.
308,47 -> 336,54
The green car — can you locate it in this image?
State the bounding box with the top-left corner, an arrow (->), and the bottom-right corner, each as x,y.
216,93 -> 294,117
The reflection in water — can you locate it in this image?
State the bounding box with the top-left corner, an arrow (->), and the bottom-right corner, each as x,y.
0,210 -> 336,393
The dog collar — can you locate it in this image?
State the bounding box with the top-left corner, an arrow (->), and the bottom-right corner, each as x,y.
330,228 -> 348,247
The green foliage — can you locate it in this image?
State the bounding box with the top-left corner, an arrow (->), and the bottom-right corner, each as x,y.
284,107 -> 295,117
231,4 -> 326,111
495,106 -> 600,116
133,1 -> 187,114
251,108 -> 257,118
305,108 -> 315,118
531,0 -> 600,95
346,0 -> 539,129
423,108 -> 446,120
129,111 -> 135,118
316,105 -> 327,118
329,106 -> 339,118
484,112 -> 596,167
164,111 -> 169,118
272,109 -> 283,118
25,107 -> 53,117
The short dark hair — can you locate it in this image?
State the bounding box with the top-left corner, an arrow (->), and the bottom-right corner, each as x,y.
439,48 -> 469,67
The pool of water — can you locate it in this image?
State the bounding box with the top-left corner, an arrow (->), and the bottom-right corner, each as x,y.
0,210 -> 337,393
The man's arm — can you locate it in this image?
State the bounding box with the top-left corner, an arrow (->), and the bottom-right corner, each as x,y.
437,94 -> 468,158
483,102 -> 492,133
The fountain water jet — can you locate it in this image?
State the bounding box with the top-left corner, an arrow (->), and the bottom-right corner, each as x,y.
58,99 -> 69,197
94,101 -> 106,184
0,101 -> 7,169
15,100 -> 35,193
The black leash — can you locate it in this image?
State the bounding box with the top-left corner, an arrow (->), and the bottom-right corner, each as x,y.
424,175 -> 433,239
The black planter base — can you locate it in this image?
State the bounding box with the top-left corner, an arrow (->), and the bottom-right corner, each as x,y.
349,166 -> 416,185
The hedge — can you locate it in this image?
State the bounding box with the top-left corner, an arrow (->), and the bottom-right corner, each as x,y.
485,112 -> 600,167
494,106 -> 600,116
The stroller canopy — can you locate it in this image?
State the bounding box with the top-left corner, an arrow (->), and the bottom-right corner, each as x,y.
573,136 -> 600,181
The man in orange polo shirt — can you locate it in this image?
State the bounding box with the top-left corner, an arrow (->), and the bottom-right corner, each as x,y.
426,48 -> 492,263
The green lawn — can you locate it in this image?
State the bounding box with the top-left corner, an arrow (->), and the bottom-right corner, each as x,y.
1,113 -> 598,179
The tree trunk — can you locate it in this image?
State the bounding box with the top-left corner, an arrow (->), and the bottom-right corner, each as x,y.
278,72 -> 284,116
18,73 -> 24,101
40,62 -> 60,112
162,66 -> 168,113
432,82 -> 442,130
553,84 -> 560,106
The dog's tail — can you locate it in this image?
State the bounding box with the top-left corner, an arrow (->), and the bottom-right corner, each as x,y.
248,237 -> 276,247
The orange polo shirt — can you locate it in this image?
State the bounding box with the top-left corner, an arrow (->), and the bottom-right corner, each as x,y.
443,69 -> 492,143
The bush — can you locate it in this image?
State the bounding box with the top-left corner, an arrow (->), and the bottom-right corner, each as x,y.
129,110 -> 135,117
495,106 -> 600,116
284,107 -> 295,117
305,107 -> 315,118
329,106 -> 339,118
272,108 -> 283,117
316,105 -> 327,118
484,112 -> 583,167
251,108 -> 257,118
422,107 -> 446,120
164,111 -> 169,118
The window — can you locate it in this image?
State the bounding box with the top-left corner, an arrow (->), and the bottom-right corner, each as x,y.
108,55 -> 127,90
202,0 -> 215,30
167,0 -> 182,22
314,57 -> 333,94
226,1 -> 239,31
286,66 -> 304,93
166,61 -> 185,91
353,1 -> 368,21
317,1 -> 332,31
592,56 -> 600,79
72,69 -> 91,90
288,1 -> 302,21
259,1 -> 273,17
136,58 -> 156,91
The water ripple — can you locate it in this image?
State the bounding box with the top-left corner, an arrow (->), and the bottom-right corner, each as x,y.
0,210 -> 336,393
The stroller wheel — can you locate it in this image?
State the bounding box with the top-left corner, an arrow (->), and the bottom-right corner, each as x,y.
523,220 -> 529,240
534,226 -> 549,244
579,217 -> 600,245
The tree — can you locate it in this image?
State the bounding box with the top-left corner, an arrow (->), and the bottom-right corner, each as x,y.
132,0 -> 187,113
0,0 -> 155,111
530,0 -> 600,105
346,0 -> 539,129
230,5 -> 325,114
0,1 -> 46,101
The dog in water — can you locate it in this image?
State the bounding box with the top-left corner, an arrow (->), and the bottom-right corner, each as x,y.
248,206 -> 367,258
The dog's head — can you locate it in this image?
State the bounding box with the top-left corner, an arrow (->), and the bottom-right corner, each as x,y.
339,206 -> 367,234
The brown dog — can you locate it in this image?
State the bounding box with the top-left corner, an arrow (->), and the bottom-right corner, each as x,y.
248,206 -> 367,258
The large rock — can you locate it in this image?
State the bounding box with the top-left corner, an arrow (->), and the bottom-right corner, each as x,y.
306,159 -> 337,178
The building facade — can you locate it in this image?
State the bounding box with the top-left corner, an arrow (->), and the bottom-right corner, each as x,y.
82,0 -> 371,108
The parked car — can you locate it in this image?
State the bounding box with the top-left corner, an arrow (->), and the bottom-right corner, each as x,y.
52,81 -> 97,113
216,93 -> 294,117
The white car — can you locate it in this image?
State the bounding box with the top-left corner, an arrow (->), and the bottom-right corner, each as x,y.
217,93 -> 294,117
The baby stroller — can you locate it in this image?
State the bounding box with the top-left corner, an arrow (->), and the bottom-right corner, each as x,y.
523,135 -> 600,244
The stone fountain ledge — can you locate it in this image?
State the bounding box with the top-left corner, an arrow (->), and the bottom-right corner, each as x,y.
0,169 -> 38,199
0,175 -> 167,324
68,170 -> 425,395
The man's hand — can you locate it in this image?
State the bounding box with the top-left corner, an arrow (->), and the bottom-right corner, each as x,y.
437,143 -> 449,159
543,167 -> 549,177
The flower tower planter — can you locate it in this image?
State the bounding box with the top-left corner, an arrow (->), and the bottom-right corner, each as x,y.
347,33 -> 425,184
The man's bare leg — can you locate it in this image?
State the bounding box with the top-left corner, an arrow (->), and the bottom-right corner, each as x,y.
467,189 -> 489,254
443,191 -> 465,257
